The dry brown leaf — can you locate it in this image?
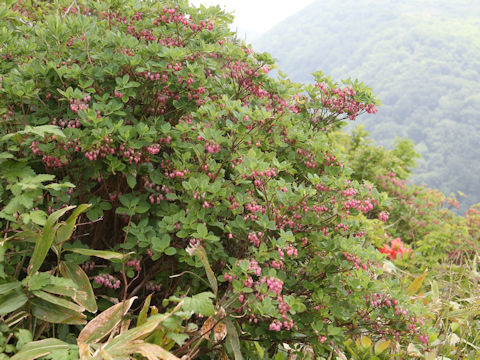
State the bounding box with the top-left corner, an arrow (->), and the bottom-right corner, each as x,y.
201,317 -> 215,340
213,322 -> 227,342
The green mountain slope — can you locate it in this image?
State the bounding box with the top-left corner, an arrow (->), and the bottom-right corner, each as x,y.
253,0 -> 480,210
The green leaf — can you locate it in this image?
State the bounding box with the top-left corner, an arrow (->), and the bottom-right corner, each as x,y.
183,292 -> 215,316
0,289 -> 28,315
164,247 -> 177,256
67,248 -> 132,260
15,329 -> 33,351
187,246 -> 218,297
31,298 -> 86,325
0,280 -> 21,294
0,152 -> 14,159
32,290 -> 85,313
126,173 -> 137,189
27,272 -> 51,291
55,204 -> 91,245
28,206 -> 75,276
10,339 -> 73,360
59,261 -> 97,313
225,319 -> 243,360
20,125 -> 65,139
137,294 -> 152,327
196,223 -> 208,238
105,314 -> 169,351
29,210 -> 47,226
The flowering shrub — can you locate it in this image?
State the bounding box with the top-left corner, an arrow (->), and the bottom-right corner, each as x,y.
2,0 -> 472,359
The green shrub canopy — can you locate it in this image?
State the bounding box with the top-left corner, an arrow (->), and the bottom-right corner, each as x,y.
3,1 -> 473,358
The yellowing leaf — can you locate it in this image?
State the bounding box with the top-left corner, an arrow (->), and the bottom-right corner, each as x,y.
78,297 -> 136,346
374,339 -> 390,354
110,342 -> 181,360
406,269 -> 428,296
359,336 -> 372,349
407,343 -> 422,357
67,248 -> 133,260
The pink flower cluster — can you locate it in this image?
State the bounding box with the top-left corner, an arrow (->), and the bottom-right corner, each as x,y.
94,274 -> 120,289
145,281 -> 162,292
344,199 -> 374,213
378,211 -> 390,222
261,276 -> 284,296
343,252 -> 369,271
205,141 -> 220,154
126,259 -> 141,272
315,83 -> 377,120
69,96 -> 90,114
248,231 -> 263,247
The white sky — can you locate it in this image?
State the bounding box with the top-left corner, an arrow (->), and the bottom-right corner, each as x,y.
189,0 -> 315,35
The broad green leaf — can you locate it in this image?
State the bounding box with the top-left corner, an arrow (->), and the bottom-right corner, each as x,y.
67,248 -> 132,260
27,272 -> 52,291
0,152 -> 14,159
15,329 -> 33,351
10,338 -> 73,360
77,297 -> 136,345
55,204 -> 91,245
31,298 -> 86,325
19,125 -> 65,139
59,261 -> 97,313
225,319 -> 243,360
32,290 -> 85,313
126,173 -> 137,189
28,206 -> 75,276
196,223 -> 208,238
183,292 -> 215,316
29,210 -> 47,226
0,289 -> 28,315
42,283 -> 83,299
406,269 -> 428,296
0,280 -> 21,294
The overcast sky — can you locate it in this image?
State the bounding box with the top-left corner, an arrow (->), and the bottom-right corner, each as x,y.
189,0 -> 315,36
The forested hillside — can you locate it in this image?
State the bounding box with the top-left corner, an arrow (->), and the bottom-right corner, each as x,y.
253,0 -> 480,211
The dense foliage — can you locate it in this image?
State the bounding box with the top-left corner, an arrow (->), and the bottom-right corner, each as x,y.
253,0 -> 480,212
0,1 -> 479,359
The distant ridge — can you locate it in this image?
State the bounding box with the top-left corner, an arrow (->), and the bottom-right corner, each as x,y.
253,0 -> 480,211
